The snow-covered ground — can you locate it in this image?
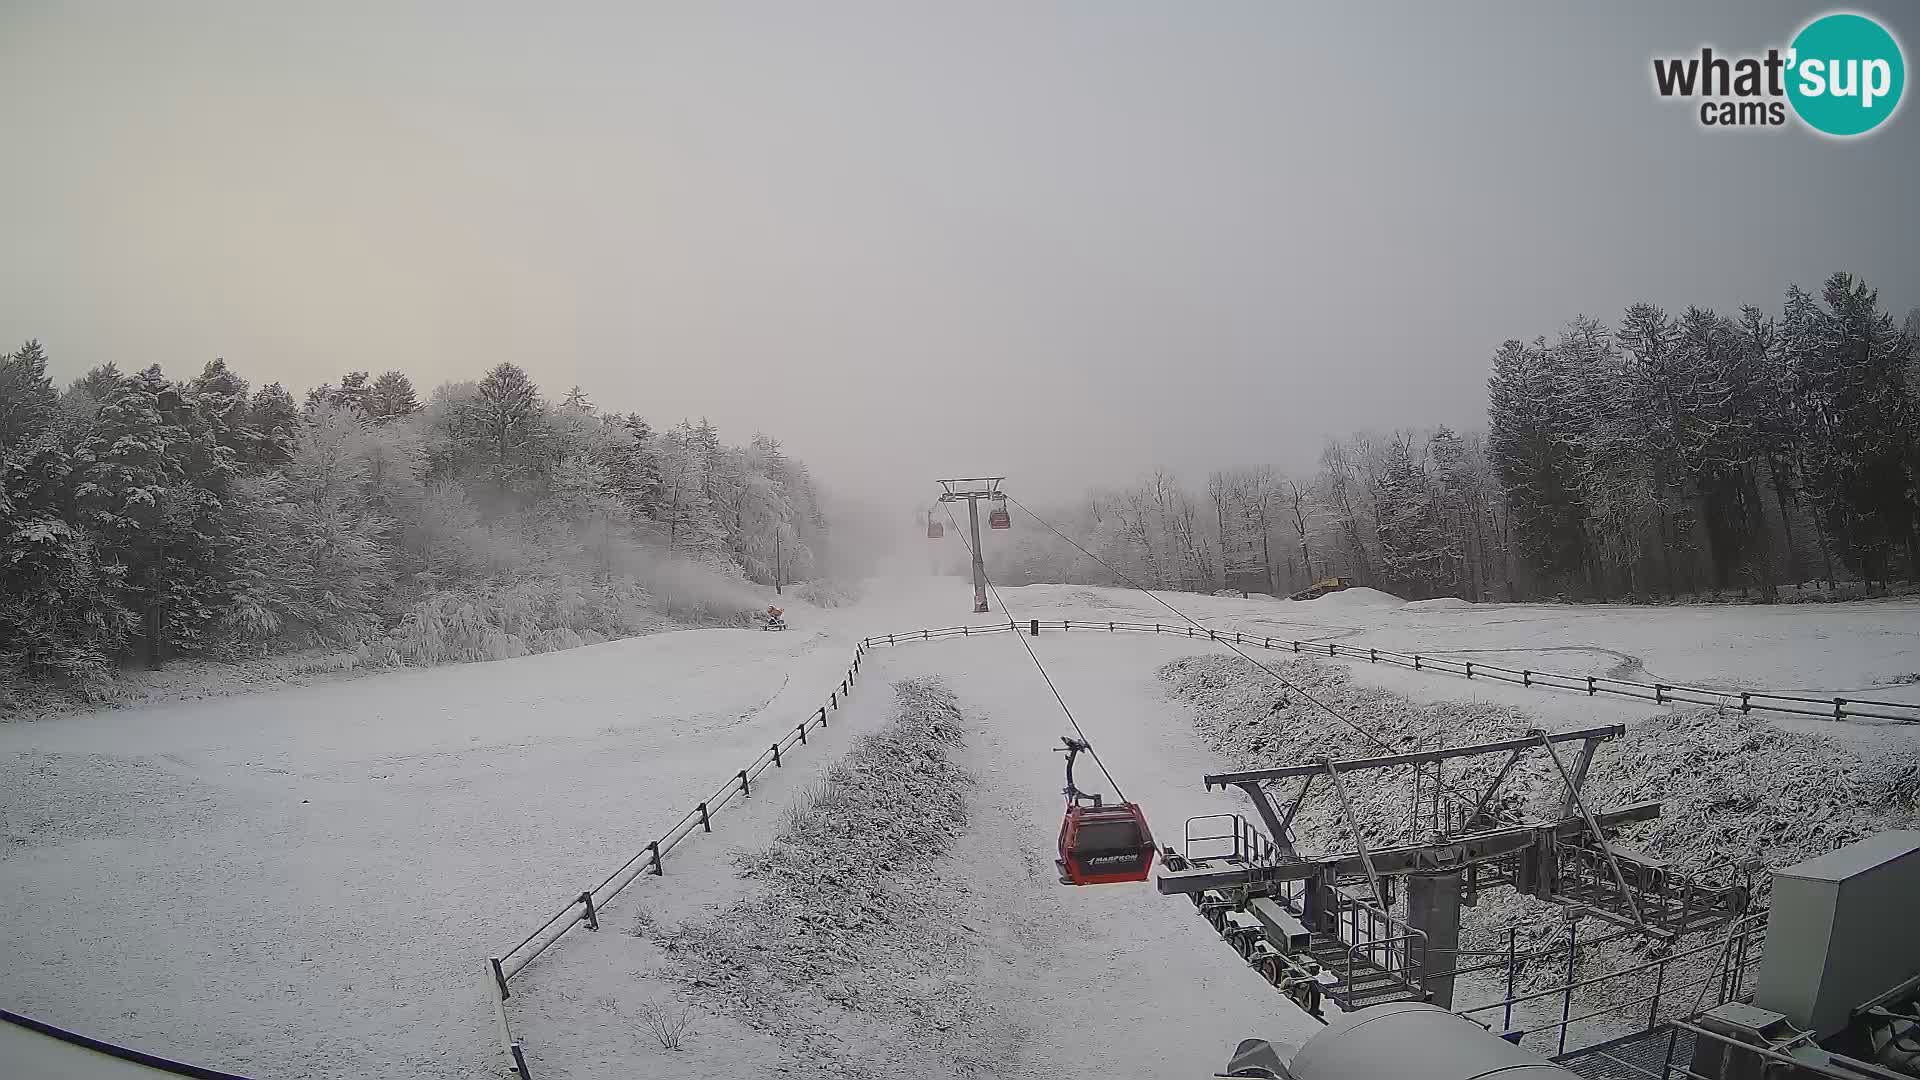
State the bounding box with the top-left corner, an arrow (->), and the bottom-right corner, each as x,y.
4,573 -> 1918,1078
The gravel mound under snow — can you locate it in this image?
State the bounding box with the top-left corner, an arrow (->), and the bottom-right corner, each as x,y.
652,678 -> 982,1080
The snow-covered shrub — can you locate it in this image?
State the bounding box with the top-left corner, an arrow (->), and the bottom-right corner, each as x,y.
639,1007 -> 693,1051
794,578 -> 860,608
383,575 -> 663,666
656,679 -> 980,1077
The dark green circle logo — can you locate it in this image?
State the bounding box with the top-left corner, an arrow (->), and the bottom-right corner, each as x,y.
1787,13 -> 1905,136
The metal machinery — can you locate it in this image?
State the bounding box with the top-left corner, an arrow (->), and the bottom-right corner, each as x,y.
1160,725 -> 1745,1018
1201,814 -> 1920,1080
935,477 -> 1006,613
1287,577 -> 1353,601
1674,831 -> 1920,1080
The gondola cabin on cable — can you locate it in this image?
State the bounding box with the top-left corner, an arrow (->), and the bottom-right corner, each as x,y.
926,512 -> 944,539
988,503 -> 1011,530
1054,737 -> 1156,886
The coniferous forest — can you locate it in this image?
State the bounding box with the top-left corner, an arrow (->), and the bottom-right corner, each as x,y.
1,352 -> 831,691
985,274 -> 1919,604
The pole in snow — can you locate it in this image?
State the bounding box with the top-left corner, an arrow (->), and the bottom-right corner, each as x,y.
935,477 -> 1006,615
967,497 -> 988,612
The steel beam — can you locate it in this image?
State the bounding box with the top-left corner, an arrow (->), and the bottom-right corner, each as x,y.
1156,802 -> 1661,896
1230,781 -> 1297,858
1557,737 -> 1601,821
1204,725 -> 1626,787
1538,731 -> 1644,926
1468,749 -> 1524,828
1326,760 -> 1389,911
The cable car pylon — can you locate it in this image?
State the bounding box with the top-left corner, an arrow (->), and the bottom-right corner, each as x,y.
935,477 -> 1007,613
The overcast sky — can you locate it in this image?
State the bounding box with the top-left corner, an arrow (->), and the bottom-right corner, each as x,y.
3,2 -> 1916,507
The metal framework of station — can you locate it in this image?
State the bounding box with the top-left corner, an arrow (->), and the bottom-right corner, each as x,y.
1157,725 -> 1751,1017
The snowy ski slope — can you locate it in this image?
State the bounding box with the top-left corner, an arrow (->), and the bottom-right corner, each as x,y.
2,574 -> 1916,1078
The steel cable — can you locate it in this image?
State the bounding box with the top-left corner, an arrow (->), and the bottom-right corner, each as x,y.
942,504 -> 1131,803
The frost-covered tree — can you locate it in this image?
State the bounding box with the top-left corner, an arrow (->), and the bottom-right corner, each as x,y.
367,370 -> 419,421
188,358 -> 266,469
224,405 -> 395,644
653,420 -> 728,558
67,361 -> 122,403
0,342 -> 132,682
1488,336 -> 1593,595
1786,275 -> 1919,582
71,365 -> 235,666
248,382 -> 301,467
1316,438 -> 1377,585
1371,432 -> 1454,598
473,363 -> 546,498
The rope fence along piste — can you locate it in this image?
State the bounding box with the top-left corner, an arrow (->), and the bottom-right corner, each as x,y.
858,620 -> 1920,725
483,642 -> 868,1079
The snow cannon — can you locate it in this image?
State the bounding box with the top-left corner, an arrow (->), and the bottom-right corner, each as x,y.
1224,1002 -> 1581,1079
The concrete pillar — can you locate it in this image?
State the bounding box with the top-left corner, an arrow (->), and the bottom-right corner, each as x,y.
1408,871 -> 1463,1009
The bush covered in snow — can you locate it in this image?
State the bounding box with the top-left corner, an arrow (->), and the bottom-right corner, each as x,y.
793,578 -> 862,608
380,575 -> 669,666
653,678 -> 985,1080
1586,710 -> 1920,883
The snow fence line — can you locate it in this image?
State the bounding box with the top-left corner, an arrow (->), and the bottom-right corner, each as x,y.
858,620 -> 1920,725
483,642 -> 870,1080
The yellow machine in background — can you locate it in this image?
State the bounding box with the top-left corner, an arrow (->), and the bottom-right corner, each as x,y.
1287,577 -> 1353,602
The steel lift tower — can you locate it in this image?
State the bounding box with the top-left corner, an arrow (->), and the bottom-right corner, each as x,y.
936,477 -> 1009,613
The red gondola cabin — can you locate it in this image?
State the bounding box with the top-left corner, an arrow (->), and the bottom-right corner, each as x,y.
1057,801 -> 1156,885
988,506 -> 1011,530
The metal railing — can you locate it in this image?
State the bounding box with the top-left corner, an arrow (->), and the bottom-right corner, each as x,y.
861,621 -> 1920,724
1183,812 -> 1283,865
1174,813 -> 1428,1007
1457,911 -> 1769,1057
482,642 -> 871,1080
1329,886 -> 1428,1000
1553,1016 -> 1871,1080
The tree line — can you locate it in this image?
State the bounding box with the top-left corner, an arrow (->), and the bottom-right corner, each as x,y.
984,272 -> 1918,604
1,349 -> 831,687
